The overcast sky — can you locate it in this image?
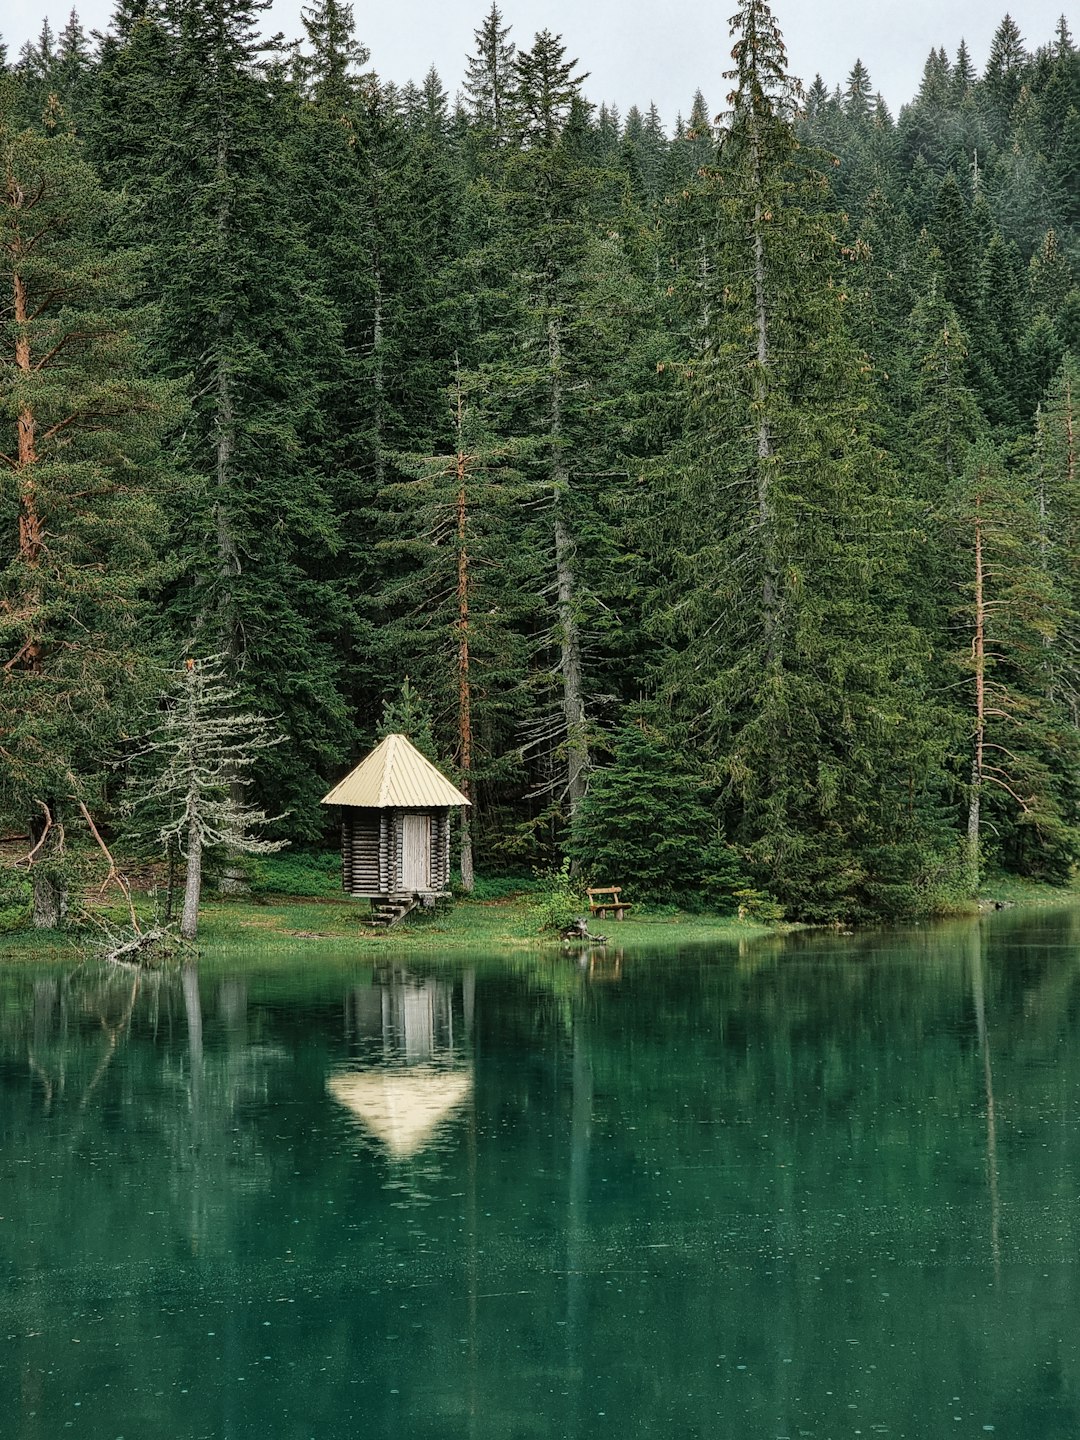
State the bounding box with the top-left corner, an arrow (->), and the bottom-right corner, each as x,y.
3,0 -> 1073,124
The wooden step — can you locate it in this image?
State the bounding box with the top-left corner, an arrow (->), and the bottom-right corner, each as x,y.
369,896 -> 419,928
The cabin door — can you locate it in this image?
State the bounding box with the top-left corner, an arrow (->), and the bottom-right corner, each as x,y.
401,814 -> 431,891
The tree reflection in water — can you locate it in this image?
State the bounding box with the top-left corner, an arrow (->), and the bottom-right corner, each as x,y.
0,912 -> 1079,1439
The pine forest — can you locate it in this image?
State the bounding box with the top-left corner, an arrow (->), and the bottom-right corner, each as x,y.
2,0 -> 1079,926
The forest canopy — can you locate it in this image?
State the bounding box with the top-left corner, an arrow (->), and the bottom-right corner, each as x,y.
1,0 -> 1077,923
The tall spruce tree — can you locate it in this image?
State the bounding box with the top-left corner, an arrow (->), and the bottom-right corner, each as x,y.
0,91 -> 178,924
463,4 -> 516,143
652,0 -> 942,919
946,441 -> 1078,889
497,31 -> 596,820
91,0 -> 355,839
381,363 -> 535,887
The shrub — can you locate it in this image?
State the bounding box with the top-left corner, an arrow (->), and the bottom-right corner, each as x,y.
732,888 -> 785,923
247,851 -> 341,898
465,874 -> 541,901
529,862 -> 588,933
0,868 -> 32,934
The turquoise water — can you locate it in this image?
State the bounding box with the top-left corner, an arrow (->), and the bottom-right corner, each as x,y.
2,909 -> 1080,1438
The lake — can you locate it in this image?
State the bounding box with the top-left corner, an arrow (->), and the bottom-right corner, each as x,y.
2,908 -> 1079,1438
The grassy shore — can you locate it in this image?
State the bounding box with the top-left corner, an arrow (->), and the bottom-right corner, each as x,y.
0,866 -> 1076,967
199,893 -> 783,957
0,889 -> 778,965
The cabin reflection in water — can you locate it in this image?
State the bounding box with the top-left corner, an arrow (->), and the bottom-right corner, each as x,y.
327,967 -> 474,1161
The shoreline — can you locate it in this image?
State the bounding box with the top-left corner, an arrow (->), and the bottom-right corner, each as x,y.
0,873 -> 1076,967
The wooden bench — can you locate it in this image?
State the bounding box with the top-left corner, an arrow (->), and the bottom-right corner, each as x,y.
587,886 -> 633,922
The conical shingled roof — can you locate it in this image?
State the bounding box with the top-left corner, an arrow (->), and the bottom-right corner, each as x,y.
320,733 -> 469,809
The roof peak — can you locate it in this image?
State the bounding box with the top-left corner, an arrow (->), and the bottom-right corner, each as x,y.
321,732 -> 470,809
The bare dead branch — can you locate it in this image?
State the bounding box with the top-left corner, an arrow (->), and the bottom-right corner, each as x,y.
22,801 -> 52,865
70,783 -> 141,934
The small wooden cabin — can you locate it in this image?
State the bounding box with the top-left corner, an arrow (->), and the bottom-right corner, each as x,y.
321,734 -> 469,914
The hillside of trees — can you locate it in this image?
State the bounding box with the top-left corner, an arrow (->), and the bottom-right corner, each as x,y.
1,0 -> 1078,923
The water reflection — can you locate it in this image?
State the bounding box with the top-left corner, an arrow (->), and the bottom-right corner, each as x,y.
0,911 -> 1079,1440
330,968 -> 474,1160
969,924 -> 1002,1279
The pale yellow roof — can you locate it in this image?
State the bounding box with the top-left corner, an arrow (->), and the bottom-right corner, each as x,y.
320,733 -> 469,809
327,1066 -> 473,1159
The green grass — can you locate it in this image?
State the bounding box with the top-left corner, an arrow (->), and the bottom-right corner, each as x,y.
2,868 -> 1076,968
978,871 -> 1080,908
195,891 -> 779,957
0,889 -> 777,966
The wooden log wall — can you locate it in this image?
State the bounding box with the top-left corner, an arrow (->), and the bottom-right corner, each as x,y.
380,811 -> 393,892
340,807 -> 456,896
342,810 -> 382,895
431,811 -> 450,890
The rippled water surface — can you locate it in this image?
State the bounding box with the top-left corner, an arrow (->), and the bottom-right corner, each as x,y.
3,908 -> 1080,1439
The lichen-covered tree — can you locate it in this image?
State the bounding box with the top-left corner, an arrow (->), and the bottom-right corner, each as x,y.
130,656 -> 284,941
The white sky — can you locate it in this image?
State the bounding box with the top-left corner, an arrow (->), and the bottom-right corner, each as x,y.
3,0 -> 1074,124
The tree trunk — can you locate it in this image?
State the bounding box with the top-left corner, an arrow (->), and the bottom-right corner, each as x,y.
372,244 -> 386,491
180,811 -> 202,941
459,812 -> 475,893
749,115 -> 778,647
29,806 -> 67,930
13,270 -> 44,568
967,498 -> 985,895
213,127 -> 242,662
454,377 -> 475,892
10,214 -> 45,672
31,871 -> 67,930
548,311 -> 587,816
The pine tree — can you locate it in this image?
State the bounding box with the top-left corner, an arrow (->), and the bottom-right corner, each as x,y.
129,655 -> 285,940
652,0 -> 942,919
0,91 -> 179,925
376,675 -> 438,760
86,0 -> 174,200
945,441 -> 1077,889
512,28 -> 588,148
381,364 -> 535,887
953,40 -> 977,100
284,0 -> 384,757
13,21 -> 59,125
463,3 -> 516,143
1031,354 -> 1080,747
52,10 -> 93,120
568,723 -> 747,910
497,30 -> 595,820
972,231 -> 1025,427
982,14 -> 1028,146
843,59 -> 873,123
930,172 -> 980,322
91,0 -> 356,839
897,47 -> 954,174
298,0 -> 367,106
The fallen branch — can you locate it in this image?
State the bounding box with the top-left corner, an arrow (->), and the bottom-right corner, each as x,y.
105,927 -> 172,966
559,916 -> 607,944
22,801 -> 52,865
69,782 -> 141,935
